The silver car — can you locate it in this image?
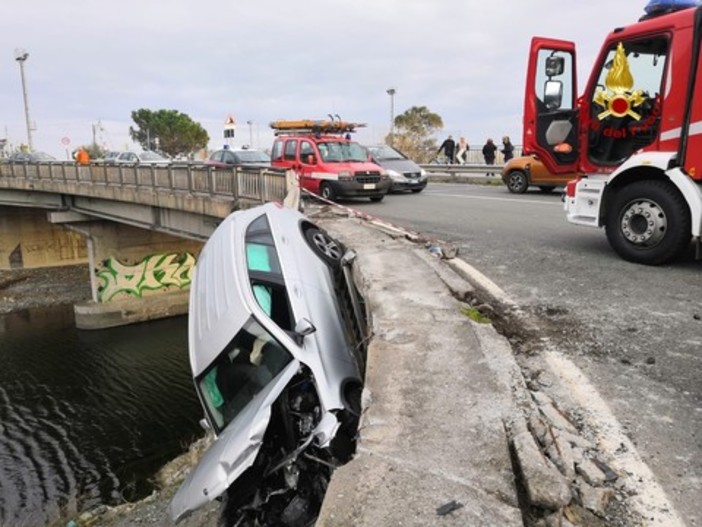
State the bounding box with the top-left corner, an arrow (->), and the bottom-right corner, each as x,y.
366,144 -> 428,193
170,202 -> 366,525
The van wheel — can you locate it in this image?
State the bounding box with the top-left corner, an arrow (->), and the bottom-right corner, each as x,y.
320,182 -> 336,201
605,180 -> 691,265
506,171 -> 528,193
305,227 -> 343,266
369,195 -> 384,202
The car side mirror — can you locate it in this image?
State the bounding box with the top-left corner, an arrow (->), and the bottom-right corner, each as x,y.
199,417 -> 211,432
293,318 -> 316,345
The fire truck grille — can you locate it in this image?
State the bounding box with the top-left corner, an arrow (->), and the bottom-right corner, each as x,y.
354,171 -> 381,184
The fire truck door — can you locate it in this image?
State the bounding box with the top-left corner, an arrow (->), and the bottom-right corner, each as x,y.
682,11 -> 702,181
524,37 -> 579,175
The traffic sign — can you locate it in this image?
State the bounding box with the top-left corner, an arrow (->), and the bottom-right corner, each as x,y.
61,136 -> 71,146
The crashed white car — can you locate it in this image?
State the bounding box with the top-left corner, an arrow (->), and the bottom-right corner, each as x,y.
170,202 -> 366,525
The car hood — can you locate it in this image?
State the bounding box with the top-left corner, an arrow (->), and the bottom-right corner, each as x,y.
373,158 -> 422,174
169,361 -> 299,523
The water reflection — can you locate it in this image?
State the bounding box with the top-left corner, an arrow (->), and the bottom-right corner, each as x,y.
0,305 -> 202,526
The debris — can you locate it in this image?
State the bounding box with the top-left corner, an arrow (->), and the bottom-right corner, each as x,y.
436,500 -> 464,516
427,244 -> 443,258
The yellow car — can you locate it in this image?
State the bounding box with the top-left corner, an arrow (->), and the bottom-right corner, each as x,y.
501,154 -> 578,194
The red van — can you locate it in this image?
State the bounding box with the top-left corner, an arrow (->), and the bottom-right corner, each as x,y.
270,120 -> 391,202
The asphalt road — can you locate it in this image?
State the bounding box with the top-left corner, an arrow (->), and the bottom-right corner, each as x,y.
348,181 -> 702,525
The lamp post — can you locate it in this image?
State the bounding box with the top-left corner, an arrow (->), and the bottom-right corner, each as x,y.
246,120 -> 253,148
14,49 -> 33,151
386,88 -> 396,146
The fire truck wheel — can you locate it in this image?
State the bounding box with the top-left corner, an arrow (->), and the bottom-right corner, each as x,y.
320,182 -> 336,202
304,227 -> 343,266
605,179 -> 691,265
506,171 -> 529,193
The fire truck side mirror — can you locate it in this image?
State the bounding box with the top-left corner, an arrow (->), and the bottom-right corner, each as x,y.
545,55 -> 565,77
544,80 -> 563,111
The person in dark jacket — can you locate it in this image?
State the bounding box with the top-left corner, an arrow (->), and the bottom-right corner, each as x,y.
501,136 -> 514,162
437,135 -> 456,164
482,138 -> 497,176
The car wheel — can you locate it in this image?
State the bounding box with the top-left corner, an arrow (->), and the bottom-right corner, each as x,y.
605,180 -> 691,265
320,182 -> 336,202
369,195 -> 384,202
506,171 -> 529,193
305,227 -> 344,266
538,186 -> 556,193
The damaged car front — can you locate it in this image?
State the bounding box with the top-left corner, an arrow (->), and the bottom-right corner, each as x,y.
169,203 -> 366,526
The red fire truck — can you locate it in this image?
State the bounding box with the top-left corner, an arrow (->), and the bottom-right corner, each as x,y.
524,0 -> 702,264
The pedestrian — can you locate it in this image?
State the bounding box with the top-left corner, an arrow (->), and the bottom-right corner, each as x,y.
437,135 -> 456,164
456,137 -> 469,165
501,136 -> 514,162
482,138 -> 497,176
75,147 -> 90,166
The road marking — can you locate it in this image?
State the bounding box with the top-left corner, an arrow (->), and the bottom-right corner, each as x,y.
423,191 -> 561,207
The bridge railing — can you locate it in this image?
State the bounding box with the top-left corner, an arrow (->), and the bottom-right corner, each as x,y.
0,161 -> 289,204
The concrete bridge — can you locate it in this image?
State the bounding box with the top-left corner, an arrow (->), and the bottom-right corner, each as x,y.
0,161 -> 288,328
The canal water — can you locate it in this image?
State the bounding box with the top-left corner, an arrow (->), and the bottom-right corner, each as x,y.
0,305 -> 203,526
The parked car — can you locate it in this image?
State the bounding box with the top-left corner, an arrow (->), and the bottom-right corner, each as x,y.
501,154 -> 579,194
365,144 -> 428,193
7,151 -> 57,162
206,147 -> 271,168
93,151 -> 122,165
113,150 -> 170,166
169,202 -> 367,525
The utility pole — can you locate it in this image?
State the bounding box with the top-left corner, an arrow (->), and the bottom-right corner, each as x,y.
386,88 -> 396,146
15,49 -> 33,151
246,120 -> 253,148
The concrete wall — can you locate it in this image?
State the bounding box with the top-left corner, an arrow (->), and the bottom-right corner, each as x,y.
0,207 -> 87,269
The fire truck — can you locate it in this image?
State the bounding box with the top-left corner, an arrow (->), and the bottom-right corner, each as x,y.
269,119 -> 391,202
524,0 -> 702,264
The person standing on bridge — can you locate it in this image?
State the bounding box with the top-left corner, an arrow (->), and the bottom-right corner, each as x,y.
437,135 -> 456,164
74,147 -> 90,166
482,138 -> 497,176
455,137 -> 469,165
501,136 -> 514,163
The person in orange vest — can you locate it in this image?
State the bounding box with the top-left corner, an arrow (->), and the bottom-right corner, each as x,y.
75,147 -> 90,165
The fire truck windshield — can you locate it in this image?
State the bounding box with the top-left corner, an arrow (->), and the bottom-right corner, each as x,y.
317,141 -> 367,163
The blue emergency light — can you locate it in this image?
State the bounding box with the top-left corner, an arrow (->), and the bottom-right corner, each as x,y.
644,0 -> 701,14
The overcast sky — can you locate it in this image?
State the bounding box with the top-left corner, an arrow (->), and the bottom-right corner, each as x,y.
1,1 -> 646,159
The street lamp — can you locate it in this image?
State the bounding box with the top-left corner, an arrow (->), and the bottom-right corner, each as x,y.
14,48 -> 33,151
246,120 -> 253,148
386,88 -> 396,146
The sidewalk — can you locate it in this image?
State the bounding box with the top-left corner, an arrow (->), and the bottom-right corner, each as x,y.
316,215 -> 524,526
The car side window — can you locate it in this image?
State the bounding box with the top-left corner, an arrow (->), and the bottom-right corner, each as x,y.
271,141 -> 284,162
300,141 -> 315,164
212,151 -> 223,162
245,214 -> 294,332
224,152 -> 236,164
284,140 -> 298,162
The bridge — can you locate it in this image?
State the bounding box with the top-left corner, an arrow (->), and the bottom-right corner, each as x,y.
0,161 -> 289,328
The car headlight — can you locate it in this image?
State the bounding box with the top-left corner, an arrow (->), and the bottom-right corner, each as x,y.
420,168 -> 427,178
338,171 -> 353,181
387,169 -> 404,181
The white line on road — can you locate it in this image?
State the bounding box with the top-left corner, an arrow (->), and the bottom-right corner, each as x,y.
423,191 -> 561,206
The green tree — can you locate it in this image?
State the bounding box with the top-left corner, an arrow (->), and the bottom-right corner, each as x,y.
387,106 -> 443,163
129,109 -> 209,158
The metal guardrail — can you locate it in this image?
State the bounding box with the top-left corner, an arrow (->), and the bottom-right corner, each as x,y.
0,161 -> 289,204
420,163 -> 505,176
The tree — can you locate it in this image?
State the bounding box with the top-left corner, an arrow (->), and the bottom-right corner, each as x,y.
387,106 -> 443,163
129,109 -> 209,158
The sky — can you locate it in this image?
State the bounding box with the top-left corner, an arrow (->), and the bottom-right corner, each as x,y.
0,1 -> 648,160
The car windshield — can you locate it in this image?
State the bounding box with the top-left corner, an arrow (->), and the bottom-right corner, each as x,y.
140,151 -> 166,161
369,145 -> 404,161
105,151 -> 120,159
238,151 -> 270,163
317,141 -> 367,163
197,318 -> 293,433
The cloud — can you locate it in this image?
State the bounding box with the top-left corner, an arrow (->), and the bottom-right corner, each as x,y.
1,0 -> 642,156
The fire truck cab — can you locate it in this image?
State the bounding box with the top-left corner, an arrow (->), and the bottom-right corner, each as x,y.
270,120 -> 391,203
524,0 -> 702,264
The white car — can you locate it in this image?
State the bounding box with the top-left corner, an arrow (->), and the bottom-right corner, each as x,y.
170,202 -> 367,525
112,150 -> 170,166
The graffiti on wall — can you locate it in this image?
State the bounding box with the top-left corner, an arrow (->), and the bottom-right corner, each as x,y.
97,252 -> 196,302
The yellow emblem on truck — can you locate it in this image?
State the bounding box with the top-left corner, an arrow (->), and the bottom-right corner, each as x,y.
594,42 -> 648,121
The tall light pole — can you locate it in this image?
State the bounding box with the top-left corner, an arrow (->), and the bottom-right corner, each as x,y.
246,120 -> 253,148
386,88 -> 396,146
15,49 -> 33,151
